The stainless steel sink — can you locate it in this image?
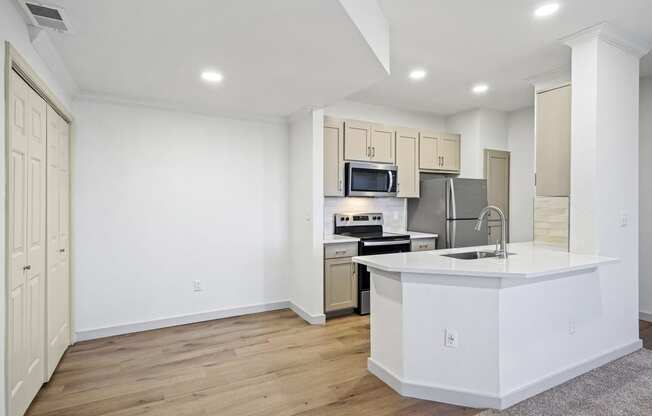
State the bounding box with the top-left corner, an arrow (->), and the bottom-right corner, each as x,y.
442,251 -> 513,260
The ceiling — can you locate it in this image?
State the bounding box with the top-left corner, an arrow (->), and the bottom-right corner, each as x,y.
42,0 -> 388,118
349,0 -> 652,115
36,0 -> 652,118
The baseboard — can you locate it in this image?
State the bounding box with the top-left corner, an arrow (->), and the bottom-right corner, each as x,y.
640,311 -> 652,322
290,302 -> 326,325
368,339 -> 643,410
499,339 -> 642,409
367,358 -> 501,409
75,300 -> 291,341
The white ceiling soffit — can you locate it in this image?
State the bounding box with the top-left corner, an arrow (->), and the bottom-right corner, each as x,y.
348,0 -> 652,116
47,0 -> 390,118
338,0 -> 390,74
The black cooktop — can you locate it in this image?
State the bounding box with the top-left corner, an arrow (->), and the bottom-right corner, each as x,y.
335,230 -> 410,241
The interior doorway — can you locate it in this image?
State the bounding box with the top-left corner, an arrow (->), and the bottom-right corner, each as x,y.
484,149 -> 511,244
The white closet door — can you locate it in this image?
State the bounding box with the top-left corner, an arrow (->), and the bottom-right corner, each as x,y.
9,71 -> 47,416
46,106 -> 70,379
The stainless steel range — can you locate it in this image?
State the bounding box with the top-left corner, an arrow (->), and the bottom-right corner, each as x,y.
334,213 -> 410,315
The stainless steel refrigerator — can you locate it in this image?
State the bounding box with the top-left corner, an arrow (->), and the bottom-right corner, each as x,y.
407,177 -> 488,249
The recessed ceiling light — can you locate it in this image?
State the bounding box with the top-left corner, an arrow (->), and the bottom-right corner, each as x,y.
534,3 -> 560,18
201,71 -> 223,83
409,69 -> 427,80
472,83 -> 489,94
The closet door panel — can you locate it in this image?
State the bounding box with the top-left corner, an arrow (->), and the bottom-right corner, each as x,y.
8,71 -> 46,416
46,107 -> 70,379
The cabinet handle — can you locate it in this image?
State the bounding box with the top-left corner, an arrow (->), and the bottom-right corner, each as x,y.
372,147 -> 375,158
367,146 -> 371,157
338,179 -> 342,191
335,250 -> 346,255
23,265 -> 31,271
60,248 -> 66,253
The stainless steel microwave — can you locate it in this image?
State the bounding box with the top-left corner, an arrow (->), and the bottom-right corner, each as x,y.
345,162 -> 398,197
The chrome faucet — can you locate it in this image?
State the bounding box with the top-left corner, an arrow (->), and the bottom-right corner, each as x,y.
475,206 -> 507,258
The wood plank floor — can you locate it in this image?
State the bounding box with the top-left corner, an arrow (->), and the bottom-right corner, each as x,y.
26,311 -> 652,416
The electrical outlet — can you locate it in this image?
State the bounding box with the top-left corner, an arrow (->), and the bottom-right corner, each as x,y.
445,329 -> 459,348
193,280 -> 202,292
619,211 -> 628,228
569,320 -> 576,335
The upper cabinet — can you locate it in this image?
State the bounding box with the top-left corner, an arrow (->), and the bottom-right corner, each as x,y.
536,85 -> 571,197
419,132 -> 460,173
343,120 -> 395,164
343,119 -> 371,162
370,124 -> 395,163
324,117 -> 345,197
395,128 -> 420,198
323,116 -> 462,197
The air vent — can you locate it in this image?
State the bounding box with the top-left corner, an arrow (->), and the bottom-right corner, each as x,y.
21,2 -> 72,33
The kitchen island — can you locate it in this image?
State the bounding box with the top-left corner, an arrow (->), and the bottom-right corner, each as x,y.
353,242 -> 641,410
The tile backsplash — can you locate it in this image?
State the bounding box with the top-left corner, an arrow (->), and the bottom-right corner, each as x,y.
324,197 -> 407,235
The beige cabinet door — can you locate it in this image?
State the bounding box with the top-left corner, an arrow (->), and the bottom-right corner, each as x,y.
536,85 -> 571,196
8,71 -> 47,416
419,132 -> 438,170
439,134 -> 460,172
396,128 -> 419,198
370,124 -> 395,163
343,120 -> 371,162
324,117 -> 344,196
324,258 -> 358,312
46,106 -> 71,380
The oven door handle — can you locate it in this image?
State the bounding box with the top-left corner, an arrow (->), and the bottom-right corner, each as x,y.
361,240 -> 411,247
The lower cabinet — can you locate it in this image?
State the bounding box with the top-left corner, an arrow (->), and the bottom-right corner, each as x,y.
324,257 -> 358,312
324,243 -> 359,313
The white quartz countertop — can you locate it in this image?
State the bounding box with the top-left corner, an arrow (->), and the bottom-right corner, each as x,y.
323,231 -> 438,245
353,242 -> 617,279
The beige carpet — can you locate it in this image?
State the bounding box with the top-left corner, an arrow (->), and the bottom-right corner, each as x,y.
479,349 -> 652,416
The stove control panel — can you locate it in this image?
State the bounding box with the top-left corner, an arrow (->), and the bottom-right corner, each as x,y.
335,213 -> 383,227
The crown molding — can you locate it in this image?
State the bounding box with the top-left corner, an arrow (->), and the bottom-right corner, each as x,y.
526,65 -> 571,93
75,92 -> 288,126
562,22 -> 651,58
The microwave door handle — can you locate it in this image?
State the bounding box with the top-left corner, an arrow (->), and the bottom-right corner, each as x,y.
388,171 -> 394,193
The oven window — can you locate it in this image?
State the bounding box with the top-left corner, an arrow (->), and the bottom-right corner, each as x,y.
351,168 -> 389,192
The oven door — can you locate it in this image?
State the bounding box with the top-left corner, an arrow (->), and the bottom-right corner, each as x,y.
357,239 -> 411,315
346,162 -> 398,197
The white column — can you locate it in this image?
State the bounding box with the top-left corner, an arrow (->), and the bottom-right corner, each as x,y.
564,24 -> 649,257
563,24 -> 649,341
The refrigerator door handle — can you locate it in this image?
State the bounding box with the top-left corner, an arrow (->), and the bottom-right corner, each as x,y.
449,178 -> 457,220
451,220 -> 457,248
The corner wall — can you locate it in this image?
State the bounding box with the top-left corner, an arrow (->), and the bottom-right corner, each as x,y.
507,107 -> 535,242
640,76 -> 652,319
289,109 -> 325,324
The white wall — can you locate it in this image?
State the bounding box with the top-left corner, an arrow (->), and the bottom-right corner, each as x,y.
325,100 -> 446,132
1,0 -> 74,410
640,76 -> 652,319
445,109 -> 508,179
72,98 -> 290,336
507,107 -> 535,242
289,110 -> 325,323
